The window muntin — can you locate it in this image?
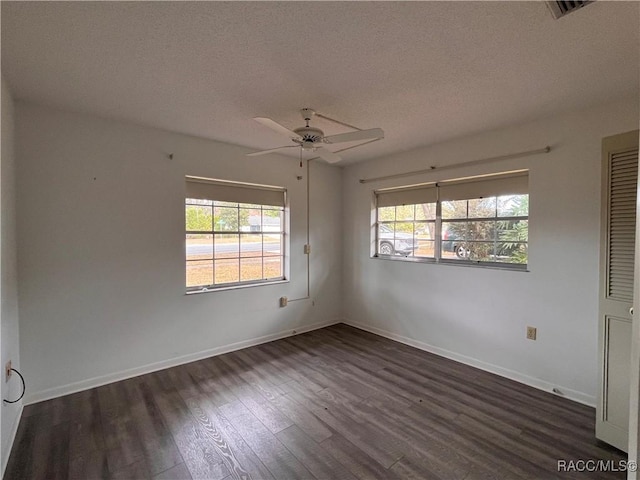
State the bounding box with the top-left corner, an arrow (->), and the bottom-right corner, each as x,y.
377,203 -> 436,258
185,185 -> 286,292
374,173 -> 528,268
440,194 -> 528,263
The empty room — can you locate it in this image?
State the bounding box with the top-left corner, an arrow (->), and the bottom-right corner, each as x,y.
1,1 -> 639,479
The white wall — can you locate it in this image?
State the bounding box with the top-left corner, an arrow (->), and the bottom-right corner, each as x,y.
1,77 -> 21,475
15,103 -> 342,403
342,97 -> 639,406
11,96 -> 638,410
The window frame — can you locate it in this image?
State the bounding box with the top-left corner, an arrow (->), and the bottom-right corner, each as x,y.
373,173 -> 529,271
185,178 -> 288,294
375,204 -> 437,260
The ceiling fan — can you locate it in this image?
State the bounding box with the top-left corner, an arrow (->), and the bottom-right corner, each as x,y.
247,108 -> 384,164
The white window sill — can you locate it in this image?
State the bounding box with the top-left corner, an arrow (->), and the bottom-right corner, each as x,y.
186,278 -> 289,295
372,254 -> 529,272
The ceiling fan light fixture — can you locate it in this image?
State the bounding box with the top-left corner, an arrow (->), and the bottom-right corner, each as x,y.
301,141 -> 318,151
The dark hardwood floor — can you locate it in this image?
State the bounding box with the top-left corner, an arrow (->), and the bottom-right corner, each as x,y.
5,324 -> 626,480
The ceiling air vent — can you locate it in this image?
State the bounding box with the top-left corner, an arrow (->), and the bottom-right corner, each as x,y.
547,0 -> 592,19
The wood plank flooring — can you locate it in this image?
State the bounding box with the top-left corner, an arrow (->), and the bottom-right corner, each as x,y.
5,324 -> 626,479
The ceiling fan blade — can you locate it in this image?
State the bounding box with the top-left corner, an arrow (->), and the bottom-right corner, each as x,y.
316,147 -> 342,164
253,117 -> 302,140
323,127 -> 384,144
246,145 -> 299,156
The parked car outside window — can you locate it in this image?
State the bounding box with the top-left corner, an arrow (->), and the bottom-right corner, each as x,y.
442,230 -> 469,258
378,224 -> 419,256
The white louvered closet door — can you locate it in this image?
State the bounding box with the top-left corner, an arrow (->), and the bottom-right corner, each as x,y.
597,130 -> 639,452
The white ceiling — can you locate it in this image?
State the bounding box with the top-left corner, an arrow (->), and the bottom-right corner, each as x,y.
2,1 -> 638,164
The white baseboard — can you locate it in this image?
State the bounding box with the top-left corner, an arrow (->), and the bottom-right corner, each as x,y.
342,319 -> 596,407
24,317 -> 596,408
24,318 -> 341,405
1,403 -> 24,478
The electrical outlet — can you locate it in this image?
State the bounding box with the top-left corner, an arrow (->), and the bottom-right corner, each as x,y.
279,296 -> 288,307
5,360 -> 12,382
526,326 -> 537,341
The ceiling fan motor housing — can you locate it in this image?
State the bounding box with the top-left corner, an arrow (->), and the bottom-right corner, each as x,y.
294,126 -> 324,148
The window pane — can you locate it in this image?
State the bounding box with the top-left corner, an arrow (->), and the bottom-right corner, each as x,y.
468,221 -> 496,241
415,222 -> 435,239
467,242 -> 495,262
442,221 -> 468,241
498,219 -> 528,263
415,240 -> 435,258
240,234 -> 263,258
442,200 -> 468,219
441,222 -> 468,259
186,234 -> 213,261
498,219 -> 528,242
264,256 -> 283,279
498,194 -> 529,217
496,242 -> 528,264
468,197 -> 496,218
187,260 -> 213,287
415,203 -> 436,221
393,223 -> 416,256
395,205 -> 415,221
215,234 -> 239,258
394,222 -> 414,236
263,209 -> 282,232
378,223 -> 395,255
215,258 -> 240,284
378,222 -> 395,234
241,257 -> 263,282
244,211 -> 262,232
377,206 -> 395,222
186,205 -> 213,231
441,247 -> 458,259
263,234 -> 282,256
238,208 -> 255,232
416,221 -> 435,257
214,206 -> 239,231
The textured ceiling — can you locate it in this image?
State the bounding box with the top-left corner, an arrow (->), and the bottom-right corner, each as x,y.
2,1 -> 638,164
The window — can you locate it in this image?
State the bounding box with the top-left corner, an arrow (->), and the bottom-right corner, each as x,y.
377,203 -> 436,258
441,195 -> 528,263
374,171 -> 528,268
185,176 -> 286,292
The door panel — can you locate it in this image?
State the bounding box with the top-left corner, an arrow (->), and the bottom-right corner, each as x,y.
598,130 -> 639,452
604,316 -> 632,430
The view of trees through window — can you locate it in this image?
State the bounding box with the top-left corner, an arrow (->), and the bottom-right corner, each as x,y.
186,198 -> 284,289
377,194 -> 528,265
442,194 -> 528,263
